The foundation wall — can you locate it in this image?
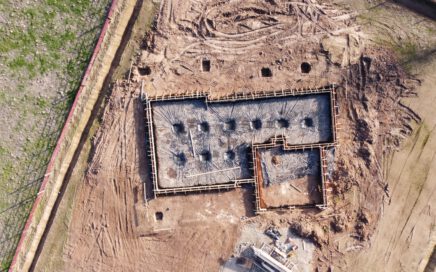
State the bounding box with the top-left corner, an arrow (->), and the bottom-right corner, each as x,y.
144,86 -> 338,211
253,136 -> 331,212
152,93 -> 332,188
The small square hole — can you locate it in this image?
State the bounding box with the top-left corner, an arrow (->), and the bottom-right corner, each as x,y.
198,121 -> 210,132
224,150 -> 235,161
301,62 -> 311,73
202,59 -> 211,72
199,150 -> 211,162
261,67 -> 272,77
223,119 -> 236,131
155,212 -> 163,221
275,118 -> 289,128
250,119 -> 262,130
172,122 -> 185,134
138,66 -> 151,75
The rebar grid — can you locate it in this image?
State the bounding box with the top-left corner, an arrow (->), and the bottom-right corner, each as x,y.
143,86 -> 338,212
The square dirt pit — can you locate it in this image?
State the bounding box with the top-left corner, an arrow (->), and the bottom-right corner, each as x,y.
258,147 -> 322,208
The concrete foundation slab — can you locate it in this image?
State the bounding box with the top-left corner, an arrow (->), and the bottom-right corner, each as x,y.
150,93 -> 332,188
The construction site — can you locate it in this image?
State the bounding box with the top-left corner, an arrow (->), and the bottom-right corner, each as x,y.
7,0 -> 436,272
145,86 -> 337,212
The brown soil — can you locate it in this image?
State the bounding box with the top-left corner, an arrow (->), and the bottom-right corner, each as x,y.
54,85 -> 249,272
32,0 -> 436,271
137,0 -> 361,96
263,176 -> 322,207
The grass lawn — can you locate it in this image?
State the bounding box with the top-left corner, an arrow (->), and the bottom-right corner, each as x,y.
0,0 -> 111,270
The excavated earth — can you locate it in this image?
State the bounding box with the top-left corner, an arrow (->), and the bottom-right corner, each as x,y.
32,0 -> 433,271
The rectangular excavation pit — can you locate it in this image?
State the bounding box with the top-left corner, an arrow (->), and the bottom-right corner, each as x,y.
202,59 -> 211,72
143,86 -> 337,211
257,146 -> 323,208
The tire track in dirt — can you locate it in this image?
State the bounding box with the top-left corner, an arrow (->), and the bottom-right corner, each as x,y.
33,1 -> 435,271
142,0 -> 360,94
43,82 -> 247,271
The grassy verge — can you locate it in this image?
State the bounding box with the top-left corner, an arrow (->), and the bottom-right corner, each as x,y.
356,1 -> 436,73
0,0 -> 111,270
31,1 -> 158,270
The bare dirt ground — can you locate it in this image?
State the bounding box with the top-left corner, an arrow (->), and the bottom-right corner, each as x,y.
137,0 -> 362,95
346,53 -> 436,271
38,83 -> 251,272
32,0 -> 435,271
263,176 -> 322,207
338,2 -> 436,270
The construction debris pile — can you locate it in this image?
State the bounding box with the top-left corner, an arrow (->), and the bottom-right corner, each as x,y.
223,225 -> 314,272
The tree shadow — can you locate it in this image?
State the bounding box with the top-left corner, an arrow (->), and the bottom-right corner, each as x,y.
393,0 -> 436,21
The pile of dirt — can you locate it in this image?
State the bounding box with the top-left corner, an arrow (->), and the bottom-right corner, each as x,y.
289,221 -> 327,247
355,210 -> 371,241
330,214 -> 347,233
333,48 -> 420,229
